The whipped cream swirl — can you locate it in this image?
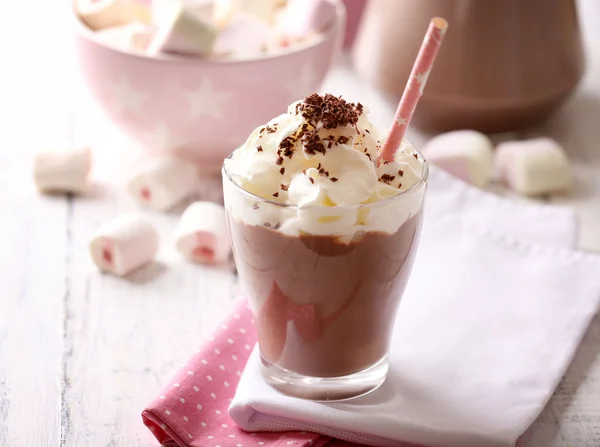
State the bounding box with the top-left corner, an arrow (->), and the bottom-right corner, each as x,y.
223,93 -> 426,238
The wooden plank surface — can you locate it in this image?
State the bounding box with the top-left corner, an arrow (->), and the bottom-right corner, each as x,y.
1,0 -> 600,446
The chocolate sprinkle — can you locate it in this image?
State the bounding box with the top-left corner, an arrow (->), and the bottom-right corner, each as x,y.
272,192 -> 279,197
256,146 -> 263,152
380,174 -> 395,184
275,156 -> 284,165
398,169 -> 404,177
337,136 -> 350,145
302,130 -> 325,155
330,177 -> 338,182
309,177 -> 315,184
279,167 -> 285,175
297,93 -> 362,130
413,153 -> 419,160
280,183 -> 289,191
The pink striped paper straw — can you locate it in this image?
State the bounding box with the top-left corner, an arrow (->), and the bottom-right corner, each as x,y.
379,17 -> 448,162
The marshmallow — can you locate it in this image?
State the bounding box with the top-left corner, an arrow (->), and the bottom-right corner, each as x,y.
212,12 -> 273,57
76,0 -> 151,31
127,156 -> 198,211
214,0 -> 285,27
422,130 -> 494,187
148,1 -> 218,56
274,0 -> 330,38
494,138 -> 571,196
90,213 -> 159,276
96,22 -> 155,51
33,146 -> 92,194
174,201 -> 231,264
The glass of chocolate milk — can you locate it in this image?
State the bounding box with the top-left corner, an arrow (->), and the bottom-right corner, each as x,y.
223,93 -> 427,400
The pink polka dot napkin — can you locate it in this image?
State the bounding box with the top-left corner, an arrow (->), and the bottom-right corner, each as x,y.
142,299 -> 356,447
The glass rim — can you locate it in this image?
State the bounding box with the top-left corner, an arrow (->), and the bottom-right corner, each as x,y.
221,148 -> 429,210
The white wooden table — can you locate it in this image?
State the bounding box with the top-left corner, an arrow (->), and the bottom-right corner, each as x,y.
1,1 -> 600,446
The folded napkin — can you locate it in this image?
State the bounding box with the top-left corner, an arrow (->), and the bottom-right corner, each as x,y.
142,299 -> 342,446
229,171 -> 600,447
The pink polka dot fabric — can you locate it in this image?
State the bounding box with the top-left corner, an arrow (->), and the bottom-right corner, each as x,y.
142,300 -> 357,446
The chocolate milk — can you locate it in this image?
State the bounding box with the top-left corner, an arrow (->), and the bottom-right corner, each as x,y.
352,0 -> 584,133
229,211 -> 423,378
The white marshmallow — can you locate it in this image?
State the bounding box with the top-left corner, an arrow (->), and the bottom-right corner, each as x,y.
76,0 -> 151,31
422,130 -> 494,187
212,12 -> 273,57
214,0 -> 284,27
33,146 -> 92,194
274,0 -> 330,38
96,22 -> 155,51
90,213 -> 159,276
127,156 -> 198,211
494,138 -> 571,196
174,201 -> 231,264
148,2 -> 218,56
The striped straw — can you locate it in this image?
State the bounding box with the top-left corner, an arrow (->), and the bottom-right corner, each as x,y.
379,17 -> 448,162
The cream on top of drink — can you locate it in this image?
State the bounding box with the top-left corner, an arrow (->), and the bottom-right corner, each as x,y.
224,93 -> 424,208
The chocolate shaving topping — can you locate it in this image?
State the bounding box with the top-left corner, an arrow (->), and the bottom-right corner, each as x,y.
259,127 -> 265,134
256,146 -> 263,152
266,125 -> 277,134
272,192 -> 279,197
317,163 -> 321,170
279,167 -> 285,175
398,183 -> 402,189
275,156 -> 284,165
252,203 -> 259,210
380,174 -> 395,184
413,153 -> 419,160
330,177 -> 338,182
264,222 -> 272,227
337,136 -> 350,145
309,177 -> 315,184
298,93 -> 361,130
280,183 -> 289,191
273,223 -> 281,230
302,130 -> 325,155
365,129 -> 370,134
398,169 -> 404,176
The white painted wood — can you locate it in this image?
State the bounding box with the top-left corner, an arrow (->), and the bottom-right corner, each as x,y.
0,0 -> 600,446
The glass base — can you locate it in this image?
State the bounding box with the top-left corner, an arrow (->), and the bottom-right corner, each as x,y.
260,355 -> 388,401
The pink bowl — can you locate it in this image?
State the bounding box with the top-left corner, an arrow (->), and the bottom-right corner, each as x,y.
72,1 -> 345,171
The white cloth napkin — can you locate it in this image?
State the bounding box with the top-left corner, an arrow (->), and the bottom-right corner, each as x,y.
229,167 -> 600,447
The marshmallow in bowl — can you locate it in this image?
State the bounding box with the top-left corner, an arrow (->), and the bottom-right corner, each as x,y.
96,22 -> 155,51
89,212 -> 159,276
76,0 -> 151,31
33,146 -> 92,195
148,1 -> 218,56
274,0 -> 329,38
127,156 -> 198,211
223,93 -> 426,238
422,130 -> 494,187
212,13 -> 274,57
174,201 -> 231,264
494,138 -> 571,196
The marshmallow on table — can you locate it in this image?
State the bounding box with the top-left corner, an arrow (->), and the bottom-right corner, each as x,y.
96,22 -> 155,51
33,146 -> 92,195
422,130 -> 494,187
148,2 -> 218,56
494,138 -> 571,196
274,0 -> 330,39
127,156 -> 198,211
90,213 -> 159,276
174,201 -> 231,264
76,0 -> 151,31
